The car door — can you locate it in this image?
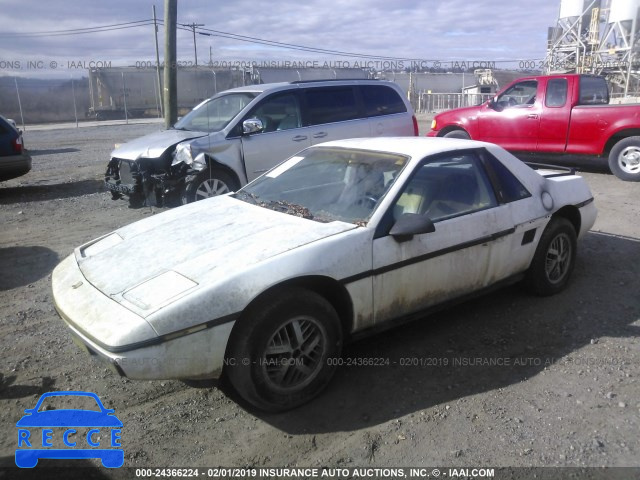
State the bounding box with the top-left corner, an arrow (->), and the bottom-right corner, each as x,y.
477,79 -> 541,151
240,91 -> 311,181
302,86 -> 369,145
537,77 -> 572,153
371,151 -> 515,324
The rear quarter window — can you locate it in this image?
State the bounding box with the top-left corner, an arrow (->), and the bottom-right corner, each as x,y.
578,77 -> 609,105
360,85 -> 407,117
305,87 -> 359,125
481,150 -> 531,203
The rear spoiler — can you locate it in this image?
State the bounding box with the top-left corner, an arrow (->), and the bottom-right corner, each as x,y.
525,162 -> 577,178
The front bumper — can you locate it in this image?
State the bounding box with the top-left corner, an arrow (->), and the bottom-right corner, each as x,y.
425,130 -> 438,137
104,158 -> 141,196
52,254 -> 234,380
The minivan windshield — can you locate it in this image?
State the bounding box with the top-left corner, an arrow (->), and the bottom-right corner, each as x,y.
235,147 -> 408,225
174,92 -> 257,132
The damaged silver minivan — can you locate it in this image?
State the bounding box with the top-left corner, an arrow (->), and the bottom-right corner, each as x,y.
104,79 -> 418,207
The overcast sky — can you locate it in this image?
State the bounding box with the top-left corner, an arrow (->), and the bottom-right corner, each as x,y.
0,0 -> 561,77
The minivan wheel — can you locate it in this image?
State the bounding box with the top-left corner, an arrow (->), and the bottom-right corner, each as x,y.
225,288 -> 342,412
182,169 -> 239,204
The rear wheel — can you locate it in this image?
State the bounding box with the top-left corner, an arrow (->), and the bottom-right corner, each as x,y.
182,168 -> 239,204
443,129 -> 470,140
608,136 -> 640,181
225,288 -> 342,412
525,217 -> 577,296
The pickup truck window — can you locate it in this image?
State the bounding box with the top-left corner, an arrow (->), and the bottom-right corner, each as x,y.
578,76 -> 609,105
545,79 -> 568,107
497,80 -> 537,108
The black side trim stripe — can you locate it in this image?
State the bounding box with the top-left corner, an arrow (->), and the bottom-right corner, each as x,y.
575,197 -> 594,208
341,227 -> 516,285
56,303 -> 239,354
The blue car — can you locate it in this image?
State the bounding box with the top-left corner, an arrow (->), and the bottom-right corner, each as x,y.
15,391 -> 123,468
0,114 -> 31,181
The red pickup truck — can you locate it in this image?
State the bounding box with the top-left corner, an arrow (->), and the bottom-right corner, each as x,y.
427,74 -> 640,181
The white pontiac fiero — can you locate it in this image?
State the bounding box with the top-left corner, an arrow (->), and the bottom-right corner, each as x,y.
53,137 -> 596,411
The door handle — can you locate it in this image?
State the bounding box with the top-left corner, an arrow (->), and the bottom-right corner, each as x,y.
313,132 -> 328,138
292,135 -> 308,142
527,114 -> 539,119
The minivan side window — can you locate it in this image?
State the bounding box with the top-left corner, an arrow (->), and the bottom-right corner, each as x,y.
247,93 -> 301,133
305,87 -> 359,125
361,85 -> 407,117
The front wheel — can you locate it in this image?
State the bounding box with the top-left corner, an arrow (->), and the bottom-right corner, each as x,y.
443,129 -> 470,140
608,136 -> 640,181
524,217 -> 577,296
182,168 -> 239,204
225,288 -> 343,412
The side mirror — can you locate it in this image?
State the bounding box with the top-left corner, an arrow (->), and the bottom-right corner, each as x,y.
487,97 -> 503,112
243,118 -> 264,135
389,213 -> 435,242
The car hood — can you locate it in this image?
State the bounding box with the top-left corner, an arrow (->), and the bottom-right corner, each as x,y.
111,128 -> 208,160
435,104 -> 483,121
77,195 -> 357,302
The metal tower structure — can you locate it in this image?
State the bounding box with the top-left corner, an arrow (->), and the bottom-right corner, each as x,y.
546,0 -> 640,97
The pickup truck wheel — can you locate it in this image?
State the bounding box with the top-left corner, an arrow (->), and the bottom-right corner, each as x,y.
225,288 -> 342,412
443,130 -> 470,140
182,169 -> 239,204
525,217 -> 577,296
608,137 -> 640,181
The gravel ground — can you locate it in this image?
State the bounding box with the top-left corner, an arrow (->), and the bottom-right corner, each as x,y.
0,119 -> 639,478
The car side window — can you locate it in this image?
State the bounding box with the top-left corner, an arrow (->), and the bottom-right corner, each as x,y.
480,150 -> 531,203
545,78 -> 568,107
393,152 -> 497,222
361,85 -> 407,117
305,87 -> 359,125
247,93 -> 301,133
496,80 -> 538,108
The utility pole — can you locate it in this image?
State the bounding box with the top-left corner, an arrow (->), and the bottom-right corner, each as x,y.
152,5 -> 163,117
184,23 -> 205,67
164,0 -> 178,128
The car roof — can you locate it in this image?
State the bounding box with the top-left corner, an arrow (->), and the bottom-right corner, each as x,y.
314,137 -> 494,160
222,79 -> 394,95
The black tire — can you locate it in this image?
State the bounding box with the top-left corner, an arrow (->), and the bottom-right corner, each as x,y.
608,136 -> 640,181
524,217 -> 577,296
128,193 -> 145,208
182,168 -> 239,204
443,129 -> 470,140
225,288 -> 343,412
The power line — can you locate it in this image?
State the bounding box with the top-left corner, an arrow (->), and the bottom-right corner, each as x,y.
0,20 -> 154,38
167,22 -> 540,64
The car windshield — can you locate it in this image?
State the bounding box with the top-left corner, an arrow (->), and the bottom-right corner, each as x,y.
235,147 -> 408,225
173,92 -> 256,132
36,395 -> 101,412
